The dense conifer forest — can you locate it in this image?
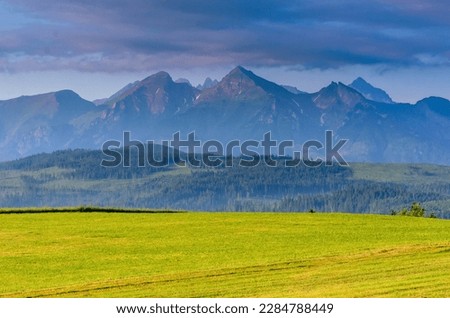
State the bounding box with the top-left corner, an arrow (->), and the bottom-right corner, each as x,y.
0,149 -> 449,218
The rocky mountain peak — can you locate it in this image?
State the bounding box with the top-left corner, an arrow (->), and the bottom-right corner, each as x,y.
349,77 -> 394,104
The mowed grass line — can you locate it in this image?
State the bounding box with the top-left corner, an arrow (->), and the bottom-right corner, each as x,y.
0,212 -> 449,297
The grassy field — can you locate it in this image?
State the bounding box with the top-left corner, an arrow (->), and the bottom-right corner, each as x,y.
0,211 -> 449,297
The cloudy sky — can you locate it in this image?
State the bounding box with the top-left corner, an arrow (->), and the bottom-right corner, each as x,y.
0,0 -> 449,102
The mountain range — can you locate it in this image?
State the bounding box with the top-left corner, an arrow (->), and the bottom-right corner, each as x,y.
0,66 -> 449,164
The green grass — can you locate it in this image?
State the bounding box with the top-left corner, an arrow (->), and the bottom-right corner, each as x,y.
0,212 -> 449,297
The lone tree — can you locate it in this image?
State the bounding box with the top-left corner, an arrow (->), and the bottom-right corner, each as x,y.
393,202 -> 426,217
409,202 -> 425,217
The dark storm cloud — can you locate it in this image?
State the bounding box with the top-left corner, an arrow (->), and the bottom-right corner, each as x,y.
1,0 -> 449,72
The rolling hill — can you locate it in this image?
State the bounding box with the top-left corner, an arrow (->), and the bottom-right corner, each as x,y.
0,149 -> 449,218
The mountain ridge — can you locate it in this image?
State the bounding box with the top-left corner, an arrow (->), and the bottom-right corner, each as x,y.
0,66 -> 449,164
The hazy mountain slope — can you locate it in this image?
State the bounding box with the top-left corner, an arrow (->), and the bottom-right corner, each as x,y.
196,77 -> 219,90
96,71 -> 199,141
180,66 -> 321,141
0,66 -> 449,164
0,90 -> 101,161
349,77 -> 394,103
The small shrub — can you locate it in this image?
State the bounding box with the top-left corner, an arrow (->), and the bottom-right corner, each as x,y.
409,202 -> 425,217
392,202 -> 432,218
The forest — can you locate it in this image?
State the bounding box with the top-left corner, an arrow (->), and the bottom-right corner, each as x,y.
0,148 -> 449,218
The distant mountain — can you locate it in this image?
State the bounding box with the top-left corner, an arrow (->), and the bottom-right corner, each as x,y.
97,71 -> 199,141
0,90 -> 100,161
183,66 -> 320,141
101,71 -> 197,111
312,82 -> 364,110
349,77 -> 394,103
0,66 -> 449,164
196,77 -> 218,90
308,81 -> 367,132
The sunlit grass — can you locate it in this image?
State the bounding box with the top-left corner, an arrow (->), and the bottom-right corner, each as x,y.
0,212 -> 449,297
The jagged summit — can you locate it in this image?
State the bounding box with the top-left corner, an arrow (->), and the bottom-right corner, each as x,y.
195,66 -> 292,103
228,65 -> 248,75
349,77 -> 393,104
134,71 -> 176,91
102,70 -> 197,117
197,77 -> 218,90
312,81 -> 365,110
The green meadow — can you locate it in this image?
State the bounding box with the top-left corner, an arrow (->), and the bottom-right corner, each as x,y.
1,211 -> 449,297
